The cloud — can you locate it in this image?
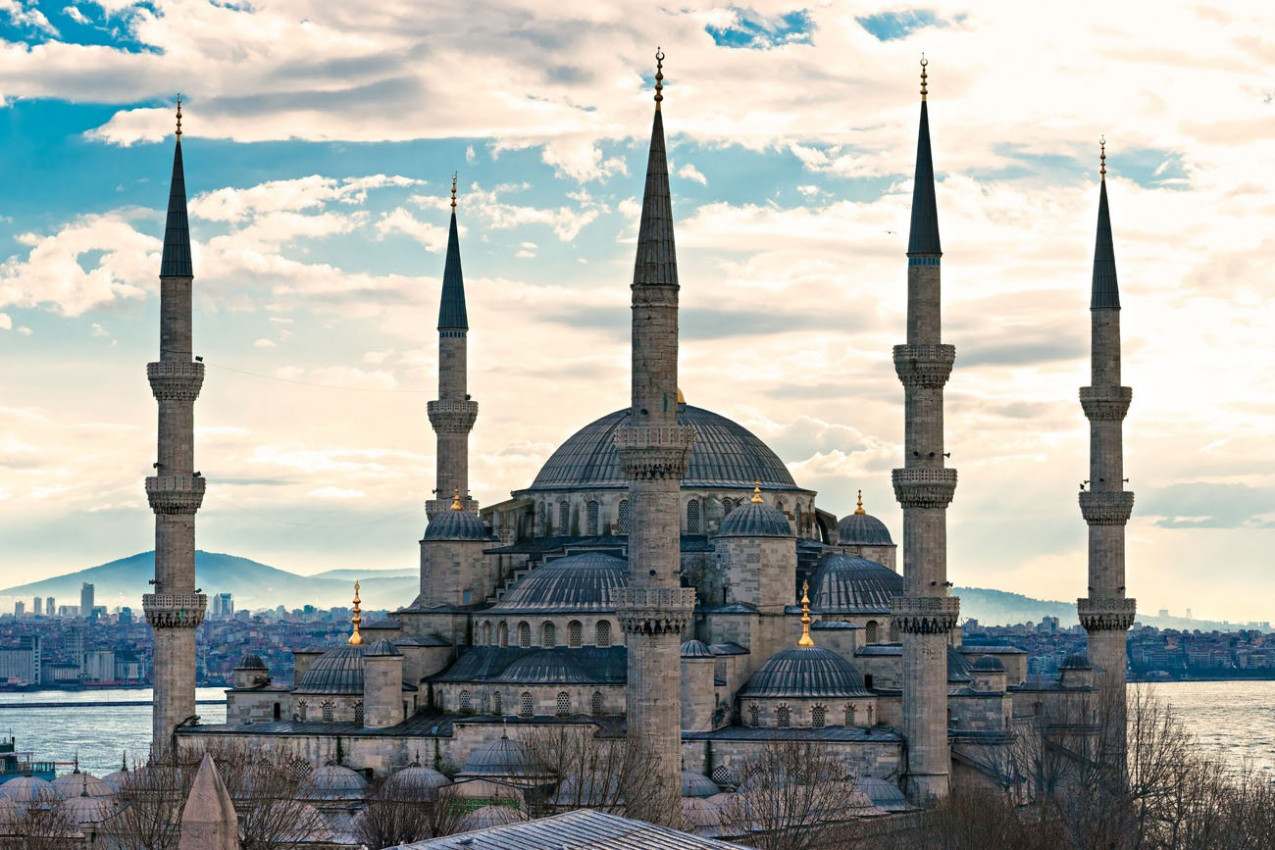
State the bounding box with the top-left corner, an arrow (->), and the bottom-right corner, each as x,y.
855,10 -> 965,43
706,7 -> 816,50
677,162 -> 707,185
0,313 -> 10,330
0,0 -> 58,36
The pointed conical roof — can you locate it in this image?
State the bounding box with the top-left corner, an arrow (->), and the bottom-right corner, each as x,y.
907,98 -> 942,256
160,138 -> 194,278
1091,176 -> 1120,309
179,753 -> 238,850
632,83 -> 678,288
437,208 -> 468,330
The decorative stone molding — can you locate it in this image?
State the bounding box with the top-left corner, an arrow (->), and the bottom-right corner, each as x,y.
893,344 -> 956,389
892,467 -> 958,509
891,595 -> 960,635
614,425 -> 695,480
1078,490 -> 1134,525
145,475 -> 206,515
143,593 -> 207,629
631,283 -> 679,306
1080,386 -> 1132,421
427,399 -> 479,434
147,361 -> 204,402
1077,596 -> 1136,632
613,587 -> 696,635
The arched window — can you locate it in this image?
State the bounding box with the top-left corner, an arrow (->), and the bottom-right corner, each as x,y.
889,623 -> 900,642
866,620 -> 879,644
482,622 -> 492,645
776,705 -> 790,728
722,497 -> 735,516
595,620 -> 612,648
591,691 -> 604,715
297,700 -> 308,722
587,501 -> 599,536
748,704 -> 759,726
273,703 -> 281,721
354,701 -> 364,725
618,500 -> 630,535
811,705 -> 826,728
459,690 -> 472,713
796,503 -> 803,533
492,692 -> 502,716
498,622 -> 509,648
559,501 -> 570,535
775,499 -> 785,515
867,704 -> 875,726
518,621 -> 531,648
845,704 -> 856,727
520,692 -> 533,717
568,621 -> 583,648
556,692 -> 571,716
687,499 -> 700,533
541,621 -> 556,647
321,700 -> 334,723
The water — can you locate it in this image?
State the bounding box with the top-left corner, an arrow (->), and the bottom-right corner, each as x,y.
1,682 -> 1272,778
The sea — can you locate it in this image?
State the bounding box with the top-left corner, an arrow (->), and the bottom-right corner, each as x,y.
1,682 -> 1273,779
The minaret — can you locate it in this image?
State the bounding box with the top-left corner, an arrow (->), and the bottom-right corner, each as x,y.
890,57 -> 960,802
426,175 -> 479,519
144,98 -> 207,754
1077,138 -> 1135,737
613,49 -> 697,826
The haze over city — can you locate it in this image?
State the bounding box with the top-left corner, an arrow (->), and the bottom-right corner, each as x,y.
2,1 -> 1274,622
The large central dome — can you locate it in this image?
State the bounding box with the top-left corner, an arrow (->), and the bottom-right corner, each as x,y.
524,405 -> 798,492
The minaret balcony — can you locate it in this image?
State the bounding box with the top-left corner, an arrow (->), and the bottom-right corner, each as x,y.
1078,490 -> 1134,525
143,593 -> 207,629
893,344 -> 955,389
891,595 -> 960,635
612,587 -> 696,635
1079,386 -> 1132,421
147,361 -> 205,402
614,425 -> 696,481
145,475 -> 206,515
427,399 -> 479,433
892,467 -> 957,509
1077,596 -> 1136,632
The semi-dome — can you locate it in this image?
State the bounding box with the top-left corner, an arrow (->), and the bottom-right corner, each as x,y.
837,507 -> 894,546
52,770 -> 112,798
299,765 -> 367,801
461,735 -> 538,778
492,552 -> 627,612
740,646 -> 872,698
424,507 -> 492,541
497,650 -> 591,684
716,498 -> 793,538
524,405 -> 799,492
296,645 -> 366,694
809,554 -> 902,614
971,654 -> 1005,673
235,654 -> 267,670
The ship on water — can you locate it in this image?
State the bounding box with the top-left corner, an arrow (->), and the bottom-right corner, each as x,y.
0,737 -> 56,784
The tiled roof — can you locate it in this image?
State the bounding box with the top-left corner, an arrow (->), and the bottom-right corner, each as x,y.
404,808 -> 742,848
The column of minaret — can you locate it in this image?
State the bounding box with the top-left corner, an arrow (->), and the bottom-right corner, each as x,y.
426,176 -> 479,519
613,50 -> 698,827
891,58 -> 960,803
1078,140 -> 1136,741
145,100 -> 208,754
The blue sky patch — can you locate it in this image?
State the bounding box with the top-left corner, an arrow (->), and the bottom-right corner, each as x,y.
856,9 -> 964,42
706,7 -> 814,50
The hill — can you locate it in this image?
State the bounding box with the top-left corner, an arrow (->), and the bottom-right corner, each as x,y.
954,587 -> 1079,627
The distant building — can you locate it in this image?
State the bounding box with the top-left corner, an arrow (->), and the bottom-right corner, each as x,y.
1158,608 -> 1170,619
46,597 -> 55,618
118,607 -> 134,625
81,583 -> 95,621
32,597 -> 42,617
0,636 -> 40,686
12,601 -> 23,618
212,593 -> 234,620
84,651 -> 116,684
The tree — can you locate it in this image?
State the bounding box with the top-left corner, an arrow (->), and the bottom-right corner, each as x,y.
521,725 -> 658,819
354,782 -> 465,848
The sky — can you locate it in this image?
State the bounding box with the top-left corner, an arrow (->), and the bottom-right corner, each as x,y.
1,1 -> 1273,621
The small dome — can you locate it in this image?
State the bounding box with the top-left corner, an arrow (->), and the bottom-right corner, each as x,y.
61,794 -> 116,825
461,735 -> 537,779
100,768 -> 131,793
52,770 -> 113,799
857,777 -> 908,811
456,804 -> 527,832
681,795 -> 726,835
364,639 -> 400,657
424,508 -> 491,542
716,499 -> 793,538
680,639 -> 713,659
297,645 -> 366,694
681,770 -> 720,798
497,650 -> 590,684
551,773 -> 621,806
492,552 -> 627,612
837,511 -> 894,546
235,654 -> 267,670
809,554 -> 902,614
971,654 -> 1005,673
1061,653 -> 1093,671
740,646 -> 871,698
299,765 -> 367,801
0,775 -> 62,803
381,765 -> 450,800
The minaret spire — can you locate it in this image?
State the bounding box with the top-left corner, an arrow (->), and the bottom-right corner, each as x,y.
1091,137 -> 1120,310
614,49 -> 697,827
892,56 -> 959,803
145,97 -> 207,755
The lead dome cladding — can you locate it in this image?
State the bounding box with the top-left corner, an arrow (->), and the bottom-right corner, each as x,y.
837,511 -> 894,546
423,507 -> 491,541
809,553 -> 902,614
740,646 -> 872,698
526,405 -> 798,491
296,645 -> 367,694
716,499 -> 792,538
492,552 -> 627,612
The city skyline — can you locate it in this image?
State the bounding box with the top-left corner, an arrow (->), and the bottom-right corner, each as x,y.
2,3 -> 1274,621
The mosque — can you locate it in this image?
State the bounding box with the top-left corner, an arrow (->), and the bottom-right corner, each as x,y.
150,54 -> 1136,825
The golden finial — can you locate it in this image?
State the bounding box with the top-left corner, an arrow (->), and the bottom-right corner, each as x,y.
348,581 -> 363,646
450,172 -> 458,212
451,487 -> 463,511
751,479 -> 763,504
855,490 -> 866,515
1099,135 -> 1107,180
919,54 -> 928,102
677,387 -> 686,405
175,95 -> 183,139
654,48 -> 665,110
798,581 -> 815,647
